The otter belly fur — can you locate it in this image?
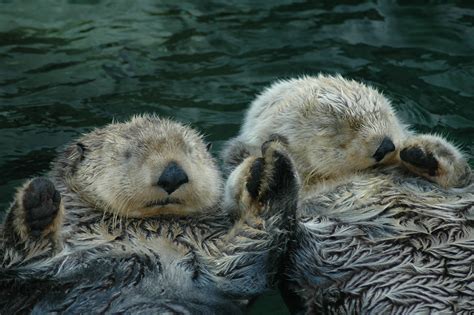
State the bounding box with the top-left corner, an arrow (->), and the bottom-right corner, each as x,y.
285,168 -> 474,314
222,74 -> 474,314
0,114 -> 300,314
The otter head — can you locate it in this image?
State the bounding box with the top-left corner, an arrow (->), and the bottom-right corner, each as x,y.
275,75 -> 406,183
57,114 -> 222,217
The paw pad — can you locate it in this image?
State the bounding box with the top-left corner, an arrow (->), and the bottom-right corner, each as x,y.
245,137 -> 297,204
246,158 -> 264,200
400,146 -> 438,176
22,178 -> 61,236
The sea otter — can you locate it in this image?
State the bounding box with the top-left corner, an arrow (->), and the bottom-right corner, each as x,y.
222,74 -> 473,314
0,114 -> 299,314
223,74 -> 471,189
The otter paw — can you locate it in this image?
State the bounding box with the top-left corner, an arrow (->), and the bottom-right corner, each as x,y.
246,157 -> 265,200
400,135 -> 472,188
22,178 -> 61,237
224,135 -> 298,217
246,135 -> 298,203
400,146 -> 438,176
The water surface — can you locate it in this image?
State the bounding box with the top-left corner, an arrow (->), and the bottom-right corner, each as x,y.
1,1 -> 473,313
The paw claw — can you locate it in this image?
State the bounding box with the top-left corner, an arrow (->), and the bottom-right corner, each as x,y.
261,134 -> 288,155
268,134 -> 289,145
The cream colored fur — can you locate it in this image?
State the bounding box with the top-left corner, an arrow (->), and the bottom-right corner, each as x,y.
222,74 -> 474,314
70,115 -> 222,218
0,115 -> 300,314
229,74 -> 470,189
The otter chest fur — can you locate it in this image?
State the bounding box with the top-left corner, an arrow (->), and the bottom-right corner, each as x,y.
283,168 -> 474,314
1,115 -> 300,314
222,74 -> 473,314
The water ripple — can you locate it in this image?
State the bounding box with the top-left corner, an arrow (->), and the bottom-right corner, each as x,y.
0,2 -> 473,311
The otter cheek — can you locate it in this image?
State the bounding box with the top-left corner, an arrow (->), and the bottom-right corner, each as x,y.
194,166 -> 221,210
204,167 -> 222,207
133,166 -> 163,208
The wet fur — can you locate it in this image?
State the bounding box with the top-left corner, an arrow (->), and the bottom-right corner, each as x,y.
0,115 -> 299,314
285,168 -> 474,314
222,74 -> 471,189
222,74 -> 474,314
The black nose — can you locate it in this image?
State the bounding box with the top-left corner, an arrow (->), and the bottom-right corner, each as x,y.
373,137 -> 395,162
157,162 -> 189,195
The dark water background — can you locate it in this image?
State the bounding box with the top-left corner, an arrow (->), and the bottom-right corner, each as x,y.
1,1 -> 473,313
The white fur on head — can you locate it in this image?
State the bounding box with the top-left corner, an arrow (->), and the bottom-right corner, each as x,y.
64,114 -> 222,217
239,74 -> 407,183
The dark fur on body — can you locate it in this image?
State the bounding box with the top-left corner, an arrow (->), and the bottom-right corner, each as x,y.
222,75 -> 474,314
0,117 -> 300,314
225,142 -> 474,314
285,168 -> 474,314
225,140 -> 474,314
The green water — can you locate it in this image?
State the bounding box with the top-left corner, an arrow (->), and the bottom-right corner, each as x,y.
1,1 -> 473,313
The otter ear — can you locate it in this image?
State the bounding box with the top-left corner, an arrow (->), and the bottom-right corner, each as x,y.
75,142 -> 86,161
53,142 -> 87,179
60,142 -> 87,176
66,142 -> 86,161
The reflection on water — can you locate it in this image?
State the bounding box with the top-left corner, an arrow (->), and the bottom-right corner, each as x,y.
1,1 -> 473,313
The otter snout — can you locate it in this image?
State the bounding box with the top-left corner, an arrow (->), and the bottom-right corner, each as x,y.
157,161 -> 189,194
373,137 -> 395,162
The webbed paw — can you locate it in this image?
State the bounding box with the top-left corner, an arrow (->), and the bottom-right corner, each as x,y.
244,135 -> 299,212
400,135 -> 471,188
22,177 -> 62,237
247,135 -> 297,202
224,135 -> 299,217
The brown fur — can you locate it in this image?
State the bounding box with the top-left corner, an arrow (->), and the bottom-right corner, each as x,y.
223,74 -> 471,189
222,74 -> 473,314
0,115 -> 300,314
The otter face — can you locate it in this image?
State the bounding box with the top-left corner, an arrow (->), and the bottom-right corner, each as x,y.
265,75 -> 407,182
61,115 -> 222,217
289,108 -> 404,183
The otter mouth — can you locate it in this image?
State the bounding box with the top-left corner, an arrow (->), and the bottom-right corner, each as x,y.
145,198 -> 182,208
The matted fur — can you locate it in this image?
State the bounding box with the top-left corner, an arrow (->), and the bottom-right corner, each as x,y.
223,74 -> 470,189
222,74 -> 474,314
286,168 -> 474,314
0,115 -> 299,314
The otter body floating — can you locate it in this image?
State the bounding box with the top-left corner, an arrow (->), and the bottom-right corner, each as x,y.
0,114 -> 300,314
223,74 -> 474,314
